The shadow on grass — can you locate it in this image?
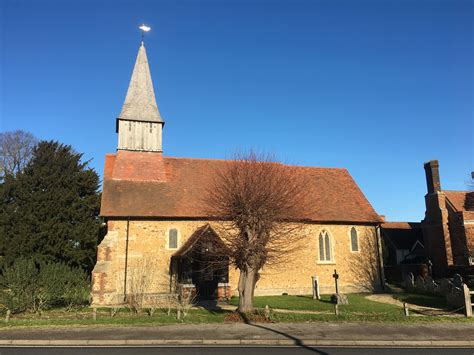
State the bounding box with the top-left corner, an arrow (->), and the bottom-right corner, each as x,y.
194,300 -> 232,316
394,294 -> 448,309
317,299 -> 334,305
238,311 -> 328,354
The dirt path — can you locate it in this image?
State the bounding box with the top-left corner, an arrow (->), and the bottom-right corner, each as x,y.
366,294 -> 405,307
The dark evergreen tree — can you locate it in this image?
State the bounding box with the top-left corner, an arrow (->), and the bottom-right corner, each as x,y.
0,141 -> 101,272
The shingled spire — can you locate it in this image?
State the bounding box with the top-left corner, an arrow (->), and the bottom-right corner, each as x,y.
117,42 -> 164,152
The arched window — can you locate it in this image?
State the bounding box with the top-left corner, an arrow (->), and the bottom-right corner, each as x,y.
318,230 -> 332,261
350,227 -> 359,252
168,228 -> 178,249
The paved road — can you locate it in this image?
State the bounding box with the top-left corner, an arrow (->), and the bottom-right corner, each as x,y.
2,323 -> 473,341
0,347 -> 473,355
0,347 -> 474,355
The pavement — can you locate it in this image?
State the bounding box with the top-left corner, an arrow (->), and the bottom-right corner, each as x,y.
0,322 -> 473,347
1,347 -> 473,355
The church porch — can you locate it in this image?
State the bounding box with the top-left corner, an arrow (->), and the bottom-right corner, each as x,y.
171,225 -> 231,301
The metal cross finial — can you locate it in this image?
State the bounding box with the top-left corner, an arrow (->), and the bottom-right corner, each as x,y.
139,24 -> 151,44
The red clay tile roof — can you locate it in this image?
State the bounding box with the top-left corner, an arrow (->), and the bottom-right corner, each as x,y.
100,151 -> 382,223
381,222 -> 421,229
444,190 -> 474,212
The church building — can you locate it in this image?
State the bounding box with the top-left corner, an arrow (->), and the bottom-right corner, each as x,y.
91,42 -> 385,305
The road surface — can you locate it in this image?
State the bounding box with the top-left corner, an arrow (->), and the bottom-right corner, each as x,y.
0,347 -> 473,355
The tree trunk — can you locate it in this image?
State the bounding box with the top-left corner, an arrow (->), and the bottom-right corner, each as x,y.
238,268 -> 257,314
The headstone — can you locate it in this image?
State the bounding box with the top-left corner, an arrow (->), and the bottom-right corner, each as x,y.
427,259 -> 433,277
331,293 -> 349,305
330,269 -> 349,305
311,276 -> 320,300
438,278 -> 452,295
404,272 -> 415,289
424,276 -> 437,294
446,284 -> 464,308
453,274 -> 463,288
415,276 -> 425,292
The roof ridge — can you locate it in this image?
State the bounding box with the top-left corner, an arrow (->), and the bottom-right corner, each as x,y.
162,156 -> 348,170
383,221 -> 421,224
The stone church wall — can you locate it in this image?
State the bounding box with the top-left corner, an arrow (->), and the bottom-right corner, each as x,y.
92,220 -> 381,306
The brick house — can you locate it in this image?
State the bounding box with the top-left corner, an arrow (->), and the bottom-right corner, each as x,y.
91,42 -> 385,306
421,160 -> 474,277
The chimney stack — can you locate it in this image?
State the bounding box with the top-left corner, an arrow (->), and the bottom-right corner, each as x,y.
424,160 -> 441,194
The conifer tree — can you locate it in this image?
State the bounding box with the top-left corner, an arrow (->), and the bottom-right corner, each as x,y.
0,141 -> 101,272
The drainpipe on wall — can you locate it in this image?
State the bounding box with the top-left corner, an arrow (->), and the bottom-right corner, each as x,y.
123,218 -> 130,302
375,225 -> 386,291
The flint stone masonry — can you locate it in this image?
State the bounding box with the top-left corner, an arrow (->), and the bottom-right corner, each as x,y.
92,220 -> 381,306
93,41 -> 385,306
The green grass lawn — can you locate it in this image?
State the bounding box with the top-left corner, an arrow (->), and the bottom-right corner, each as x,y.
0,308 -> 227,329
393,293 -> 449,309
229,294 -> 399,314
1,293 -> 472,328
229,294 -> 474,323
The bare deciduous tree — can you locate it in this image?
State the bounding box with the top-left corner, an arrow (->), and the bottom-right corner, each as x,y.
125,256 -> 158,313
0,130 -> 37,179
206,151 -> 311,313
176,284 -> 196,320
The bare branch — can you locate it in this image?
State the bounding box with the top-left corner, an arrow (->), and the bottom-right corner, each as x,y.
0,130 -> 38,179
204,150 -> 313,312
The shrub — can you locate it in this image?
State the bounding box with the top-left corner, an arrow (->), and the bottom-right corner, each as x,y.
0,258 -> 39,314
0,258 -> 90,314
62,267 -> 90,311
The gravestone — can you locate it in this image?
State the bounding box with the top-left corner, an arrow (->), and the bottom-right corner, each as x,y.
331,293 -> 349,305
446,283 -> 464,308
453,274 -> 463,288
404,272 -> 415,289
438,278 -> 453,295
424,276 -> 437,294
330,269 -> 349,305
311,276 -> 320,300
415,275 -> 425,292
427,259 -> 433,277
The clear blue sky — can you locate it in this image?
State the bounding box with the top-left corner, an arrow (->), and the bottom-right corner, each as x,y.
1,0 -> 472,222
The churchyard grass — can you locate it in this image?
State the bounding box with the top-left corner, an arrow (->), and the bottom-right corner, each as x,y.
0,308 -> 226,328
229,294 -> 397,313
393,293 -> 449,309
229,293 -> 474,323
1,293 -> 472,328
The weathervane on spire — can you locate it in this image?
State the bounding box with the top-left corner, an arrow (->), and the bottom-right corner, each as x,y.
139,24 -> 151,43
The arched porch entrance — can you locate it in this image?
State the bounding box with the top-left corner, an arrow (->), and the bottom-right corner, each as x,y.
171,225 -> 230,301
